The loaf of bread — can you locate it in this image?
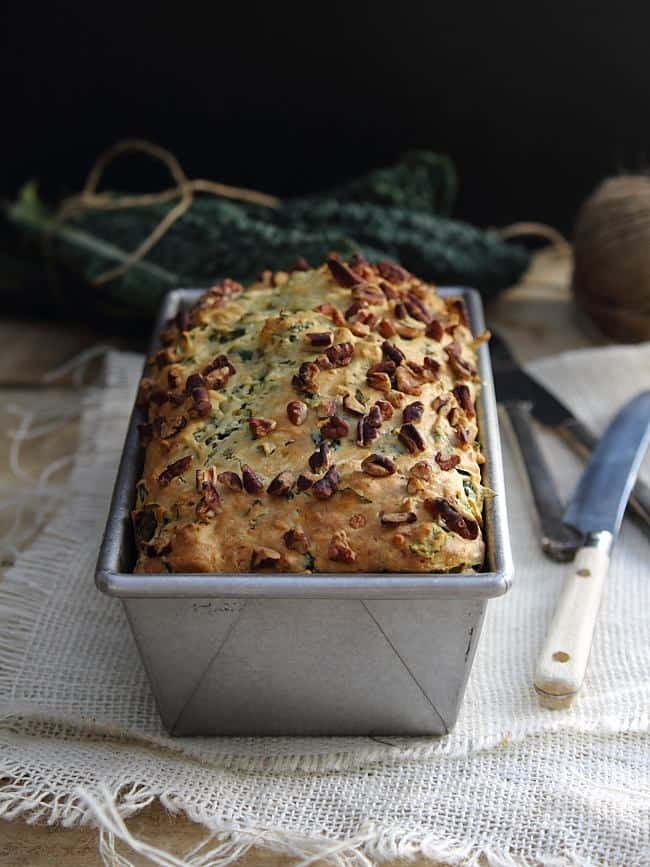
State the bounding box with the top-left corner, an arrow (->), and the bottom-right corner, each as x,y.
133,256 -> 488,574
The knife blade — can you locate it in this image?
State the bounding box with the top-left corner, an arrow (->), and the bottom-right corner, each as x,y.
491,331 -> 650,536
503,401 -> 582,560
534,391 -> 650,709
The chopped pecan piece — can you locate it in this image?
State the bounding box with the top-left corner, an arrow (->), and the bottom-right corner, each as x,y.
447,298 -> 469,328
185,373 -> 205,394
426,319 -> 445,341
283,528 -> 309,553
292,361 -> 320,395
153,348 -> 180,369
432,394 -> 451,413
395,366 -> 423,396
394,302 -> 408,319
267,471 -> 295,497
349,252 -> 369,272
217,470 -> 243,492
356,405 -> 383,447
288,256 -> 311,272
328,530 -> 356,563
368,359 -> 397,376
349,513 -> 367,529
351,283 -> 385,305
160,309 -> 191,345
380,511 -> 417,526
318,342 -> 355,369
398,423 -> 426,454
377,318 -> 397,337
326,256 -> 359,288
344,299 -> 369,321
133,506 -> 158,543
158,455 -> 192,487
167,369 -> 182,390
312,465 -> 340,499
379,280 -> 399,300
455,426 -> 472,448
204,354 -> 236,377
343,392 -> 366,415
184,378 -> 210,417
145,539 -> 172,557
386,390 -> 405,408
354,308 -> 377,328
242,464 -> 264,494
410,461 -> 432,480
193,278 -> 244,313
423,357 -> 441,378
195,467 -> 221,519
453,384 -> 475,417
251,547 -> 282,569
309,442 -> 331,472
403,401 -> 424,423
382,340 -> 405,365
405,360 -> 425,377
316,399 -> 337,418
361,453 -> 397,477
374,399 -> 394,420
202,354 -> 236,389
189,386 -> 211,418
404,293 -> 431,323
320,415 -> 350,440
424,498 -> 479,540
445,341 -> 477,380
314,303 -> 346,326
286,399 -> 308,425
377,261 -> 410,283
296,473 -> 315,491
305,331 -> 333,348
366,371 -> 392,393
435,452 -> 461,471
249,417 -> 277,439
155,415 -> 188,439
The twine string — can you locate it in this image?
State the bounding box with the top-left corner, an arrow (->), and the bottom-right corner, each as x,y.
57,139 -> 280,287
496,221 -> 569,252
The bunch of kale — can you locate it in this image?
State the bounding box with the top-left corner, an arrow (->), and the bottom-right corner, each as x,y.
2,150 -> 529,331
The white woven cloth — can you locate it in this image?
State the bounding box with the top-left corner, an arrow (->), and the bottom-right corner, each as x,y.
1,345 -> 649,866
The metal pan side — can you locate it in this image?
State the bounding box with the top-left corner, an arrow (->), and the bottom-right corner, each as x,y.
96,287 -> 513,599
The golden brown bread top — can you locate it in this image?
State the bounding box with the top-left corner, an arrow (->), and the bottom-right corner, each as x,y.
133,255 -> 489,574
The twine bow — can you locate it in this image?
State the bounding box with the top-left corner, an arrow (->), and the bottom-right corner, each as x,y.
57,139 -> 280,286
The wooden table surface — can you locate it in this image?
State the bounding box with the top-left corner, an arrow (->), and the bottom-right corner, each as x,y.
0,248 -> 596,866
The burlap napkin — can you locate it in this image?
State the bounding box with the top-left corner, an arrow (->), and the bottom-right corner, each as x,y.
0,344 -> 648,866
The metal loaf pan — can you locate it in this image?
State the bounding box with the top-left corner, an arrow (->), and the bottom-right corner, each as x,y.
96,287 -> 513,737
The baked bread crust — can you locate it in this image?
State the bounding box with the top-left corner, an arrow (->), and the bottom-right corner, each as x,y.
133,256 -> 488,574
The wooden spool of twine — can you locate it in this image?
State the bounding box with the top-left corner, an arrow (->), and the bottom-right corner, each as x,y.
572,175 -> 650,343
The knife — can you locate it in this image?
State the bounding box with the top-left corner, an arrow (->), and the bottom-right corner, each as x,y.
491,332 -> 650,538
503,401 -> 582,561
534,391 -> 650,709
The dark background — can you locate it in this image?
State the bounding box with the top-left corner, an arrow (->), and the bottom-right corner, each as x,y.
2,2 -> 649,232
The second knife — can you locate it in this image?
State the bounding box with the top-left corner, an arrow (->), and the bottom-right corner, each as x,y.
491,332 -> 650,537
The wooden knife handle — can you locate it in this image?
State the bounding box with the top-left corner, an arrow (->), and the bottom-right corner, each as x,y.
534,535 -> 611,709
